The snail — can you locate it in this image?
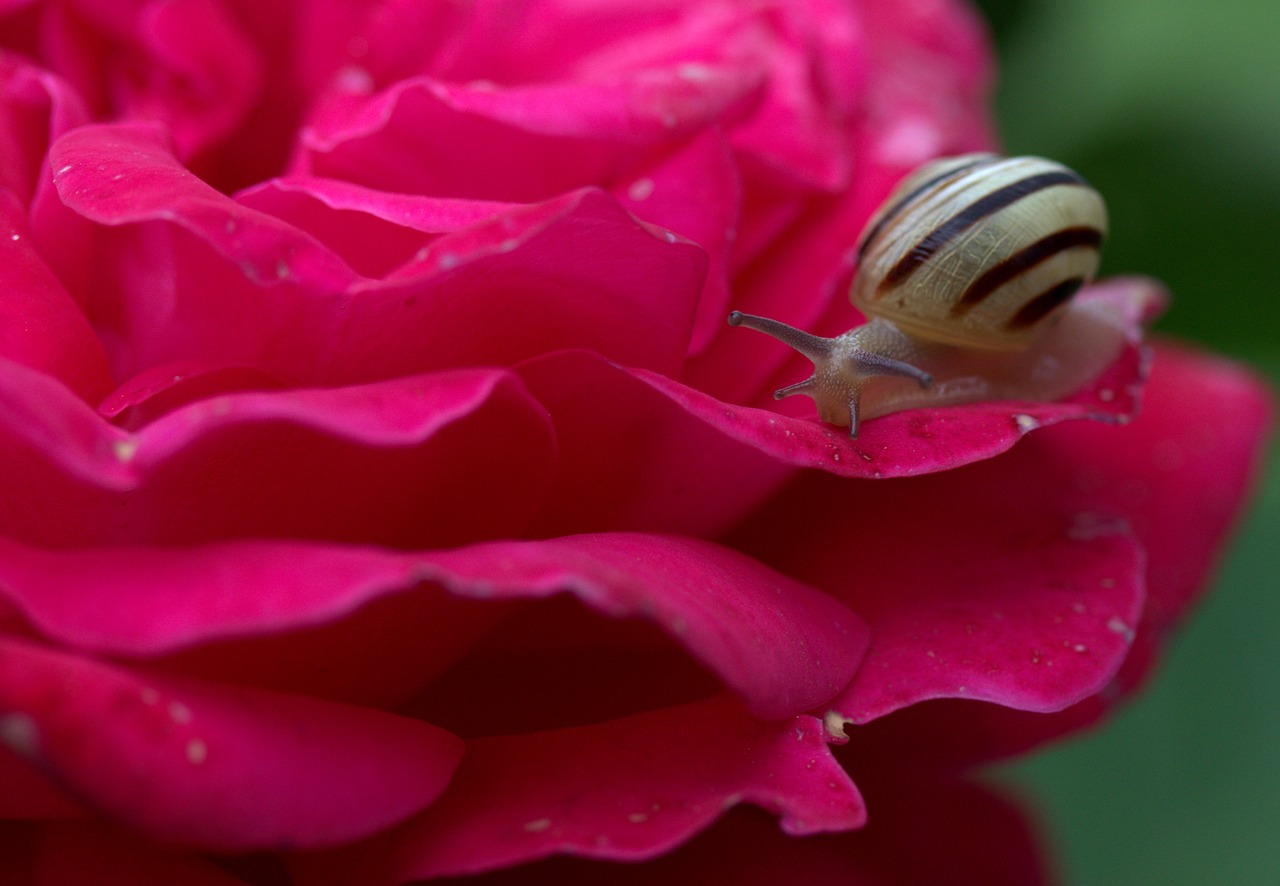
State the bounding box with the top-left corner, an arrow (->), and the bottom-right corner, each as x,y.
728,153 -> 1118,437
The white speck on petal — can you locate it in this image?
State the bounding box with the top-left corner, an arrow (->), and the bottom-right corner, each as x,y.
438,252 -> 460,270
335,65 -> 374,94
1098,387 -> 1116,402
186,738 -> 208,765
627,812 -> 648,824
140,687 -> 160,705
498,238 -> 519,253
113,439 -> 139,463
1014,414 -> 1039,433
1073,644 -> 1089,653
56,164 -> 73,176
627,177 -> 655,201
169,702 -> 193,724
1107,616 -> 1136,643
523,818 -> 552,833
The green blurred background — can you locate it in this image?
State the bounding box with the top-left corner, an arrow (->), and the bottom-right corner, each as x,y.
972,0 -> 1280,883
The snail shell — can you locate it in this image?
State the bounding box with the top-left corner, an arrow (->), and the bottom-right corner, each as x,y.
728,153 -> 1116,437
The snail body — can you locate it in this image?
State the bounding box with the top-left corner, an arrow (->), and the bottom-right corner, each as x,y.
728,154 -> 1112,436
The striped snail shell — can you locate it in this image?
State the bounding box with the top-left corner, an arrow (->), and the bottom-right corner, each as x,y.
728,154 -> 1111,437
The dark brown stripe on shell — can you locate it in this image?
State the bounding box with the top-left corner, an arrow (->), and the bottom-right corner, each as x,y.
951,226 -> 1103,315
1007,277 -> 1085,329
881,169 -> 1088,292
855,156 -> 996,264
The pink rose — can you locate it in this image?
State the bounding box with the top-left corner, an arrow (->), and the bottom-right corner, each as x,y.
0,1 -> 1271,883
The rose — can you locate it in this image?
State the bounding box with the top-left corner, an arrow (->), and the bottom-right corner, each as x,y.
0,0 -> 1270,883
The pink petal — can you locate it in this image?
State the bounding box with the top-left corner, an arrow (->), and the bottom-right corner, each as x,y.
0,52 -> 90,207
727,3 -> 854,190
357,697 -> 865,880
98,360 -> 286,429
516,350 -> 795,538
419,533 -> 869,720
0,191 -> 113,402
415,774 -> 1046,886
0,360 -> 555,548
800,341 -> 1275,769
0,538 -> 509,708
728,438 -> 1149,726
0,638 -> 464,851
39,0 -> 261,159
0,533 -> 866,721
614,128 -> 742,356
296,61 -> 763,202
50,124 -> 704,384
341,187 -> 705,383
236,176 -> 517,278
1057,341 -> 1274,631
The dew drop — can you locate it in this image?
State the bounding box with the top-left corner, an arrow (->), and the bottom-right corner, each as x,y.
113,439 -> 139,463
1014,414 -> 1039,433
627,177 -> 655,201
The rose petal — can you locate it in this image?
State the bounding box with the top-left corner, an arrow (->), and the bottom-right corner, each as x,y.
516,350 -> 795,538
354,697 -> 865,881
97,360 -> 286,429
614,128 -> 742,356
0,191 -> 113,402
0,638 -> 464,850
0,538 -> 509,708
417,774 -> 1047,886
0,359 -> 554,548
236,176 -> 517,278
727,439 -> 1149,726
0,52 -> 90,207
843,340 -> 1276,766
728,3 -> 853,190
296,60 -> 763,201
0,533 -> 866,721
50,124 -> 705,384
342,187 -> 705,382
419,533 -> 869,720
39,0 -> 261,159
